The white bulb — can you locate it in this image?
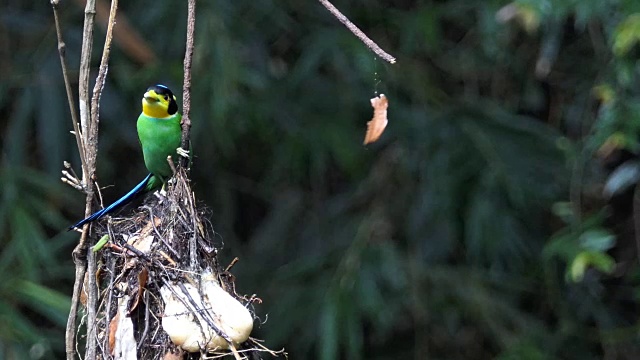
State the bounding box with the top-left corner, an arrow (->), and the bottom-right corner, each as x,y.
161,268 -> 254,352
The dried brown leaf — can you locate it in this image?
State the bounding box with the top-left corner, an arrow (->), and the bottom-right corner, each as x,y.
109,312 -> 119,355
127,267 -> 149,315
363,94 -> 389,145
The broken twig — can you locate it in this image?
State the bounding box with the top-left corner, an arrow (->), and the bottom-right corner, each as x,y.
319,0 -> 396,64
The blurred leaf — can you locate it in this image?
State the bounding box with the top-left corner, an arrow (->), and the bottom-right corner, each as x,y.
496,339 -> 547,360
613,13 -> 640,56
569,251 -> 615,282
603,160 -> 640,198
593,84 -> 616,104
319,291 -> 339,360
16,281 -> 70,327
551,201 -> 574,224
578,229 -> 615,251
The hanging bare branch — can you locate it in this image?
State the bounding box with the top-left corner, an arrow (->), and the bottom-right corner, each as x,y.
318,0 -> 396,64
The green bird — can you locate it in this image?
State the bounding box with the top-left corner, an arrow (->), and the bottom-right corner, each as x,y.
70,84 -> 183,230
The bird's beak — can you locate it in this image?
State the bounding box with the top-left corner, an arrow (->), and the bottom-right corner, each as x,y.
143,91 -> 158,103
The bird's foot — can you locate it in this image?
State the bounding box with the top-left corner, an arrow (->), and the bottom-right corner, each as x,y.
177,147 -> 190,159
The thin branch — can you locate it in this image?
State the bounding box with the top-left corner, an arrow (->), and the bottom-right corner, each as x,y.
78,0 -> 96,183
102,257 -> 116,355
51,0 -> 86,173
66,256 -> 86,360
90,0 -> 118,131
318,0 -> 396,64
179,0 -> 196,170
65,0 -> 97,357
85,250 -> 99,360
85,1 -> 119,359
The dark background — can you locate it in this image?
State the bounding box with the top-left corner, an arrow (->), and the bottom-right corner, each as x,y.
2,0 -> 640,359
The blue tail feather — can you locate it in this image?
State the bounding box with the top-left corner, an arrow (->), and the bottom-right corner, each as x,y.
68,173 -> 153,231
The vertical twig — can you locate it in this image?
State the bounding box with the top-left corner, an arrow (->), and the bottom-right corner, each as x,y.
78,0 -> 96,184
51,0 -> 86,172
49,2 -> 90,357
64,0 -> 97,357
90,0 -> 118,138
318,0 -> 396,64
85,1 -> 119,359
189,188 -> 198,271
66,256 -> 86,360
85,249 -> 98,360
179,0 -> 196,170
103,257 -> 116,355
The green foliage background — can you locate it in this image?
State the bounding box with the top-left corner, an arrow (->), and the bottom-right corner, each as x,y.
2,0 -> 640,358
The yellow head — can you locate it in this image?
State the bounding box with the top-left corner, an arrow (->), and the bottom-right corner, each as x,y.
142,84 -> 178,118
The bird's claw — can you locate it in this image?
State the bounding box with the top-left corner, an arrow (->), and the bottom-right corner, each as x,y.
177,147 -> 189,159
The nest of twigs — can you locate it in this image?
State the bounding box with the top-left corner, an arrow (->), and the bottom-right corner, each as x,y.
86,169 -> 285,359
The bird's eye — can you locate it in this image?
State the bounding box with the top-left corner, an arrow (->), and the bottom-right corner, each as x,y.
163,95 -> 169,101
